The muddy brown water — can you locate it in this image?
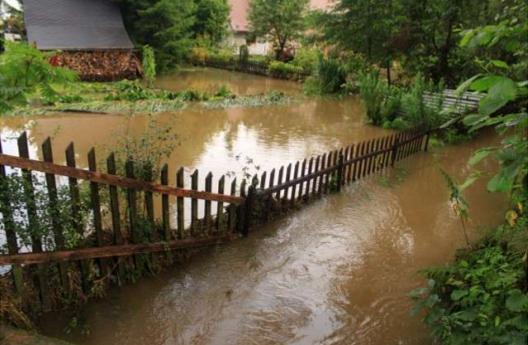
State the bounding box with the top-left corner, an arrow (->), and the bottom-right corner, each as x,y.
0,69 -> 505,345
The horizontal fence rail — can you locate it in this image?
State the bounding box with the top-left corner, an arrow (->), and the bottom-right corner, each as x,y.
0,126 -> 430,311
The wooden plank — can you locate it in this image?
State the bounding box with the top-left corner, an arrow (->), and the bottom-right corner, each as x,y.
325,152 -> 333,193
65,143 -> 90,293
291,161 -> 299,207
17,132 -> 51,311
0,153 -> 244,205
0,137 -> 24,299
312,156 -> 320,196
217,175 -> 225,234
228,178 -> 237,233
260,171 -> 267,189
88,148 -> 109,279
265,169 -> 275,220
205,172 -> 213,232
318,154 -> 326,195
125,158 -> 141,273
144,165 -> 155,242
299,159 -> 307,200
176,167 -> 185,239
237,180 -> 247,234
161,165 -> 171,241
277,166 -> 284,199
106,153 -> 126,279
284,164 -> 292,201
343,146 -> 350,184
0,235 -> 237,265
191,169 -> 199,236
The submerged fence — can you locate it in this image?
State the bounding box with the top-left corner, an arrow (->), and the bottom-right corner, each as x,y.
0,126 -> 430,311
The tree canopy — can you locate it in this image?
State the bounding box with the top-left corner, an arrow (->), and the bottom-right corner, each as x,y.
248,0 -> 310,60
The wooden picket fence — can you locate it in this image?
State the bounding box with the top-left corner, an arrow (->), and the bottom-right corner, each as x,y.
0,126 -> 430,311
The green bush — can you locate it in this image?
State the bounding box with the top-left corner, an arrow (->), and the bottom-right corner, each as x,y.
291,48 -> 319,73
239,45 -> 249,65
410,227 -> 527,345
267,61 -> 304,79
358,70 -> 391,125
0,42 -> 77,114
401,74 -> 445,128
142,45 -> 156,87
317,55 -> 348,94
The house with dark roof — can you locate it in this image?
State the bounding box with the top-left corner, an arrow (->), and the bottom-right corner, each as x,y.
23,0 -> 141,81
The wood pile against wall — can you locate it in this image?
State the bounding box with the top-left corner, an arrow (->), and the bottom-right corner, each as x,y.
51,50 -> 143,82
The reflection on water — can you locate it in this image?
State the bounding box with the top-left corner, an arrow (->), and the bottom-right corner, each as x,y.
0,69 -> 505,345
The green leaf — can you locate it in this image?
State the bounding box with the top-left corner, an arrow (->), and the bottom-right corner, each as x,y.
456,74 -> 481,95
470,76 -> 503,91
479,97 -> 509,117
463,114 -> 488,126
469,147 -> 497,165
460,176 -> 479,191
451,289 -> 468,301
488,173 -> 512,193
506,290 -> 528,311
488,77 -> 517,101
491,60 -> 509,69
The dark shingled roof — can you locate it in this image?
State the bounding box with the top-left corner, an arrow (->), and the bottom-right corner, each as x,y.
24,0 -> 134,50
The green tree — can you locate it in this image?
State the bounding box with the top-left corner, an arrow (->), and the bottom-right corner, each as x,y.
0,42 -> 77,114
248,0 -> 310,60
114,0 -> 196,73
193,0 -> 231,45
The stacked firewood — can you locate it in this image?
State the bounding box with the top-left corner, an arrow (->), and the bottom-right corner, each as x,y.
51,50 -> 144,82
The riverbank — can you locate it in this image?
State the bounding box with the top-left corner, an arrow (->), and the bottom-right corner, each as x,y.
1,323 -> 74,345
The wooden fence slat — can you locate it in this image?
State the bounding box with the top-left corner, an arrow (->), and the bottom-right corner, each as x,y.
237,180 -> 247,234
161,164 -> 171,241
284,164 -> 292,201
65,143 -> 90,292
0,137 -> 24,298
318,154 -> 326,195
312,156 -> 319,196
106,153 -> 126,279
191,169 -> 199,236
265,169 -> 276,220
299,159 -> 307,200
125,158 -> 141,273
176,167 -> 185,239
205,172 -> 213,232
144,165 -> 155,243
17,132 -> 52,311
217,175 -> 225,234
228,178 -> 237,233
260,171 -> 267,189
88,148 -> 109,279
343,146 -> 350,184
277,166 -> 284,199
291,161 -> 299,207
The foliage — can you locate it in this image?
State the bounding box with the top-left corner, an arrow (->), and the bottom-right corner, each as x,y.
114,0 -> 196,73
304,54 -> 348,95
291,48 -> 320,73
239,45 -> 249,65
192,0 -> 231,44
267,61 -> 304,80
0,42 -> 77,114
440,169 -> 470,245
400,74 -> 446,128
202,90 -> 289,109
454,1 -> 527,196
248,0 -> 310,60
410,233 -> 527,345
142,45 -> 157,87
190,47 -> 211,66
358,70 -> 392,125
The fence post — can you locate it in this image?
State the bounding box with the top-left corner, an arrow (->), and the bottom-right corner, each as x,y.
242,185 -> 255,237
391,137 -> 400,167
424,128 -> 431,152
336,152 -> 344,192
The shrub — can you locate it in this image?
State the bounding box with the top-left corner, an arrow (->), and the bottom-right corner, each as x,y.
317,55 -> 348,94
142,45 -> 156,87
410,233 -> 527,345
401,74 -> 445,128
0,42 -> 77,114
267,61 -> 304,79
190,47 -> 211,66
291,48 -> 319,73
358,70 -> 390,125
239,45 -> 249,65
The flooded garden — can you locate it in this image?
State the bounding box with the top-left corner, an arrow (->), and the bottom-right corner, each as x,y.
1,69 -> 507,344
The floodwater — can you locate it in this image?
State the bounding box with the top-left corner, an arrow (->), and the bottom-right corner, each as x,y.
0,69 -> 505,345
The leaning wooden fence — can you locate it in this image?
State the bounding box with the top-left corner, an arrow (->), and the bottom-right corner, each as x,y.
0,126 -> 430,310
